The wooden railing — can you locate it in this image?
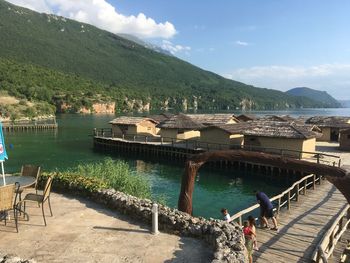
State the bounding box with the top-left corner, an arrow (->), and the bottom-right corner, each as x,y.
93,128 -> 341,167
312,204 -> 350,263
230,174 -> 322,225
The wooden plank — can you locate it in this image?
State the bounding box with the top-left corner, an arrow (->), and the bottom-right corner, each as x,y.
254,182 -> 347,263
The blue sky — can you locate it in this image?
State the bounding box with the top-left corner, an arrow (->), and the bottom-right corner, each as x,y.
7,0 -> 350,99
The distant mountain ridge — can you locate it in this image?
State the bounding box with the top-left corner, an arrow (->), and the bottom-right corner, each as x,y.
117,34 -> 173,56
338,100 -> 350,108
286,87 -> 341,108
0,0 -> 336,114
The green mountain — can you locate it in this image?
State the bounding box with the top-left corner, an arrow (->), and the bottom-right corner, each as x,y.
0,0 -> 330,114
286,87 -> 341,108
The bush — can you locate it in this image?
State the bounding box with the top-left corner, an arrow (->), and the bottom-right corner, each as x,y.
40,158 -> 152,199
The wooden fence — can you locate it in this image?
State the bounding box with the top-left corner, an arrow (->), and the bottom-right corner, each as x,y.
230,173 -> 322,225
312,204 -> 350,262
2,118 -> 58,131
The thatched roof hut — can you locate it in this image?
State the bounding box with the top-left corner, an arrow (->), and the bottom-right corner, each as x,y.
156,113 -> 205,130
258,115 -> 296,122
201,122 -> 251,134
186,114 -> 238,126
305,116 -> 350,128
244,121 -> 317,139
236,114 -> 256,122
109,116 -> 158,125
109,116 -> 159,136
147,113 -> 174,123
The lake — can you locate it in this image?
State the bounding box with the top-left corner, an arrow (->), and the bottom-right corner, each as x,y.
3,108 -> 347,218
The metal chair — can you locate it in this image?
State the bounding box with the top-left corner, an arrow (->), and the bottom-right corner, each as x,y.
21,176 -> 53,226
0,183 -> 21,232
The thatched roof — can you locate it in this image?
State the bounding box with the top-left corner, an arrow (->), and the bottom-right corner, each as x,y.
147,113 -> 174,123
186,114 -> 238,126
258,115 -> 296,122
243,121 -> 317,139
201,123 -> 251,135
156,113 -> 205,129
109,116 -> 157,126
305,116 -> 350,128
236,114 -> 256,122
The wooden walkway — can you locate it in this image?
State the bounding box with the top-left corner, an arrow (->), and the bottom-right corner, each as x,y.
254,181 -> 347,263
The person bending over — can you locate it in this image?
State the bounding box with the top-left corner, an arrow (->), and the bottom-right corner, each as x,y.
255,190 -> 278,231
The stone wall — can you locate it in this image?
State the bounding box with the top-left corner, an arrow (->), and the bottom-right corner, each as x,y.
0,252 -> 36,263
92,189 -> 247,263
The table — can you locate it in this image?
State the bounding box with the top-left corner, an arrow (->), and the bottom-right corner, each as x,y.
1,175 -> 36,188
0,175 -> 36,221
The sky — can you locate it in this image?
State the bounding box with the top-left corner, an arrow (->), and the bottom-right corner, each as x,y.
6,0 -> 350,99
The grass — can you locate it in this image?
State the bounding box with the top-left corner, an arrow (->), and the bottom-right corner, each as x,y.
67,158 -> 152,199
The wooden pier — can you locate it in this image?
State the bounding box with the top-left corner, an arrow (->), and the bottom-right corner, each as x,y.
92,129 -> 350,262
93,128 -> 341,167
230,174 -> 350,263
2,118 -> 58,132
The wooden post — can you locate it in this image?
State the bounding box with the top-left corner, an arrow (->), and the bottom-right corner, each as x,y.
296,184 -> 299,202
329,229 -> 335,251
316,247 -> 322,263
339,217 -> 344,235
312,174 -> 316,190
287,191 -> 291,210
277,198 -> 281,214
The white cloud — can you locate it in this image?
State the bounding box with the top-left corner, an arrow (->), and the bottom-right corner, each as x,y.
235,40 -> 250,46
6,0 -> 177,38
6,0 -> 51,13
224,64 -> 350,99
161,40 -> 191,55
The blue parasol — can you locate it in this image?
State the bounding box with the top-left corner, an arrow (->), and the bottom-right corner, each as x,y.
0,121 -> 8,185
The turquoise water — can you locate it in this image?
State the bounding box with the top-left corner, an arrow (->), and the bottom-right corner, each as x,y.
3,109 -> 346,218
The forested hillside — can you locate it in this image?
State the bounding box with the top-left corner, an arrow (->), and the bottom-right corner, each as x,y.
0,0 -> 329,115
286,87 -> 341,108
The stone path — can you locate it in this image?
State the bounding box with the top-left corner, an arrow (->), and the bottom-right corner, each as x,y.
0,192 -> 212,263
253,181 -> 347,263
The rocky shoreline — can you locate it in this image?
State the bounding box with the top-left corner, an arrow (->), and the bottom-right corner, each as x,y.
0,252 -> 36,263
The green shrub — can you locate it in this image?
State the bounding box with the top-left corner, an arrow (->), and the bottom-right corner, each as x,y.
40,171 -> 109,195
40,158 -> 152,199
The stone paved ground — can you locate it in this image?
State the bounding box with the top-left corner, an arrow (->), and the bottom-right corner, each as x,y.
0,192 -> 212,263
